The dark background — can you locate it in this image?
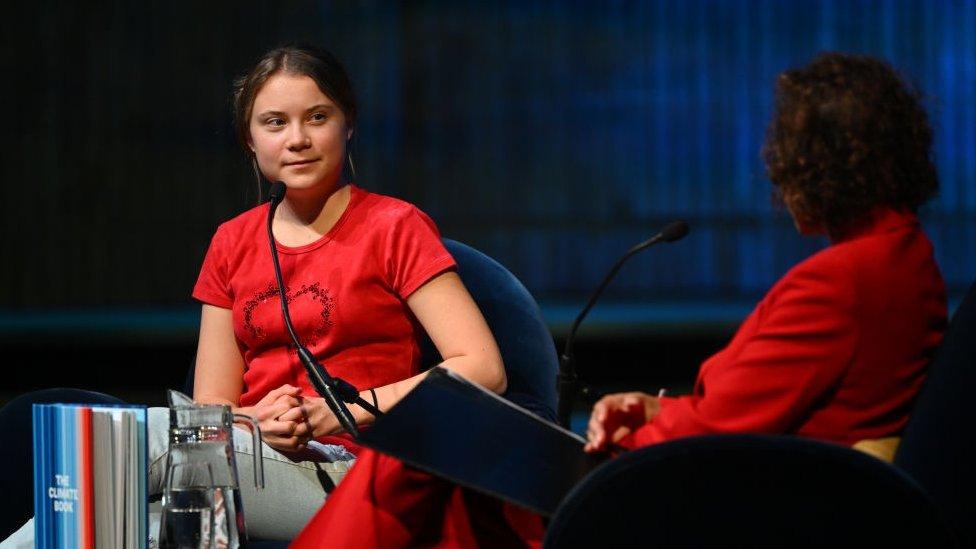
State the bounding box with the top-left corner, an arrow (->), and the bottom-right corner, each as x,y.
2,1 -> 974,410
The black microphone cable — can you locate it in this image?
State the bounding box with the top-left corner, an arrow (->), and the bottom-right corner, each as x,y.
266,182 -> 383,439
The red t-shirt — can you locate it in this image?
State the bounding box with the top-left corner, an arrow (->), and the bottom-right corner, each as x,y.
192,185 -> 455,447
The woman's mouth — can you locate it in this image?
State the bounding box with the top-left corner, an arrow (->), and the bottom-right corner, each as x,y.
284,159 -> 318,167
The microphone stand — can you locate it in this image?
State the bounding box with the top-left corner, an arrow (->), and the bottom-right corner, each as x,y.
266,183 -> 383,439
556,221 -> 690,428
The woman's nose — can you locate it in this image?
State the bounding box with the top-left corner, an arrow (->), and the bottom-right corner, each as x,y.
286,126 -> 311,151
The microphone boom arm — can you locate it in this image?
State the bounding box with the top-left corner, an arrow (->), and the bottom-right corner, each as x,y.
556,221 -> 689,428
266,183 -> 383,440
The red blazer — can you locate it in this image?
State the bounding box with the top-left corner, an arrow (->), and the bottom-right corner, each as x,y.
623,208 -> 946,449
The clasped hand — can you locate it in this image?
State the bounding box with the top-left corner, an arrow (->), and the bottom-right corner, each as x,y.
584,392 -> 661,453
237,385 -> 341,453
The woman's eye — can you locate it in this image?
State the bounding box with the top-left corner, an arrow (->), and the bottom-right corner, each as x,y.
310,112 -> 327,123
266,118 -> 285,127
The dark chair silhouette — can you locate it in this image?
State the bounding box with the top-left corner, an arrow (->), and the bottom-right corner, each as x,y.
544,434 -> 957,548
895,279 -> 976,546
0,388 -> 126,540
185,238 -> 559,421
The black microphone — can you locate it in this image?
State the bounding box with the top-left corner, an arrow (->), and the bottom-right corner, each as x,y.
266,182 -> 382,439
556,220 -> 690,428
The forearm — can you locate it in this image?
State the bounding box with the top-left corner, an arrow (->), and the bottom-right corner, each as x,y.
336,354 -> 506,430
346,373 -> 426,428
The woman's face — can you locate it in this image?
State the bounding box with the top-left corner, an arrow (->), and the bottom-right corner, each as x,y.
248,73 -> 352,194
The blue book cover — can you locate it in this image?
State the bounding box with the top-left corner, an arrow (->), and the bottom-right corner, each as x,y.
32,405 -> 94,548
33,403 -> 148,549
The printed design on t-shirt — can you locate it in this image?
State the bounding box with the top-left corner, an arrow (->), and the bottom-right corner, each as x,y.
242,282 -> 335,345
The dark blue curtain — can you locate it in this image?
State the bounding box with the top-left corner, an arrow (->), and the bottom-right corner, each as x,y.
383,0 -> 976,304
2,0 -> 974,322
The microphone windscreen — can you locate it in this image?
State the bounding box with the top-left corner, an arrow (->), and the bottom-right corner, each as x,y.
660,220 -> 690,242
269,182 -> 287,204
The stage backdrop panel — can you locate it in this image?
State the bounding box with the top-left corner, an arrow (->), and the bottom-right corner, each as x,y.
2,1 -> 974,326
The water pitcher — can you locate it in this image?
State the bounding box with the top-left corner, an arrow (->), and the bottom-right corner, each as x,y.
160,390 -> 264,548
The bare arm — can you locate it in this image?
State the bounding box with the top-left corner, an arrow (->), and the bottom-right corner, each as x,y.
406,270 -> 506,391
298,271 -> 506,436
193,304 -> 245,408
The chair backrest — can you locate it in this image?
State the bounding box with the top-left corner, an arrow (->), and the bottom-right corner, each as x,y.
418,239 -> 558,421
545,434 -> 957,548
895,279 -> 976,546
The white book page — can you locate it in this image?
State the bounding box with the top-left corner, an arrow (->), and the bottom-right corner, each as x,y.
124,412 -> 138,549
91,411 -> 115,548
112,412 -> 128,549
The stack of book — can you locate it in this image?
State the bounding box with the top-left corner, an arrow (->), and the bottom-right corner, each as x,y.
32,404 -> 148,549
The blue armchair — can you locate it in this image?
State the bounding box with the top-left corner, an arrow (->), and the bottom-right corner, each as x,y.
895,279 -> 976,546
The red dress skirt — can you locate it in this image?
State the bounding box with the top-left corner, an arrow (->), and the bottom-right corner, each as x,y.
292,448 -> 544,548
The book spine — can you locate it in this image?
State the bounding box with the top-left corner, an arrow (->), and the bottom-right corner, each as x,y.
32,404 -> 52,549
56,406 -> 72,547
77,407 -> 95,549
135,407 -> 149,549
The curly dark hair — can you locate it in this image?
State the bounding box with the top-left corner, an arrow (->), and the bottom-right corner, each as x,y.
762,53 -> 938,237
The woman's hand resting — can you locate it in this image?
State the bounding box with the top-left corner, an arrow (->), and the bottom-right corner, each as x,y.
236,385 -> 344,453
236,384 -> 308,452
584,392 -> 661,453
276,395 -> 341,442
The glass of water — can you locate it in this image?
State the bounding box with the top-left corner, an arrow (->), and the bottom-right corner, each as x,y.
160,462 -> 216,549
